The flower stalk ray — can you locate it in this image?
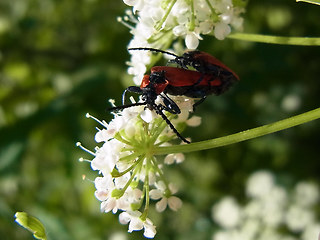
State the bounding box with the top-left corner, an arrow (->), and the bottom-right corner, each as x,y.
153,107 -> 320,155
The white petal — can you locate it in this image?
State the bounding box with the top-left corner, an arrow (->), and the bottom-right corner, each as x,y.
143,219 -> 157,238
186,116 -> 202,127
128,217 -> 144,232
185,33 -> 199,49
155,198 -> 168,212
94,175 -> 114,189
164,153 -> 185,164
294,182 -> 319,207
102,198 -> 117,213
94,190 -> 108,201
149,189 -> 163,200
168,196 -> 183,211
220,13 -> 232,24
174,153 -> 185,163
173,25 -> 187,36
214,22 -> 231,40
168,183 -> 179,194
123,0 -> 138,6
164,154 -> 175,165
154,181 -> 166,191
199,21 -> 213,34
246,171 -> 275,198
140,108 -> 155,123
130,188 -> 143,201
124,124 -> 136,138
212,197 -> 241,228
119,212 -> 131,225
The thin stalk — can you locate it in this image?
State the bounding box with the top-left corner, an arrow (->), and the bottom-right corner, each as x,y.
205,0 -> 219,22
155,0 -> 177,31
140,157 -> 151,221
228,33 -> 320,46
153,107 -> 320,155
189,0 -> 195,31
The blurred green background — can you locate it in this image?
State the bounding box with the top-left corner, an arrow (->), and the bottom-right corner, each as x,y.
0,0 -> 319,239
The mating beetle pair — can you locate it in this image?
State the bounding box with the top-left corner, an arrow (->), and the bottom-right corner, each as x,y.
110,48 -> 239,143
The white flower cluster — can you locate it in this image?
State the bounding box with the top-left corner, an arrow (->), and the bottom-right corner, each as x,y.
78,96 -> 201,238
120,0 -> 245,85
212,170 -> 320,240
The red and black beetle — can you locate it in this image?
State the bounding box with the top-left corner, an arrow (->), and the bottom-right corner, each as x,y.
128,48 -> 239,85
110,48 -> 239,143
128,47 -> 239,107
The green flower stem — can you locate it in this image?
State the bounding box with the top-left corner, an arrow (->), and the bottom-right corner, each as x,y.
112,154 -> 143,178
151,156 -> 171,190
296,0 -> 320,5
155,0 -> 177,31
141,157 -> 151,221
153,107 -> 320,155
112,157 -> 144,198
189,0 -> 195,31
205,0 -> 219,22
228,33 -> 320,46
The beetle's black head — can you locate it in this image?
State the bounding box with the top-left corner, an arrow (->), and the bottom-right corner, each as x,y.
180,51 -> 203,70
167,50 -> 201,70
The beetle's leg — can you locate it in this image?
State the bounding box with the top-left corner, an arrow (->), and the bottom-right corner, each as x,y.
160,93 -> 181,114
154,104 -> 190,144
167,57 -> 188,69
192,95 -> 206,112
184,87 -> 207,112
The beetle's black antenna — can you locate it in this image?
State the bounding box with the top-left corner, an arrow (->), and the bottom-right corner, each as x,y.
128,47 -> 179,59
108,102 -> 146,112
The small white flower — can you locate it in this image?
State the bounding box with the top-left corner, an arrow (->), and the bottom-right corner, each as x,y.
150,181 -> 182,212
94,176 -> 114,201
164,153 -> 185,164
301,223 -> 320,240
281,94 -> 301,112
246,170 -> 275,198
214,22 -> 231,40
257,185 -> 287,227
212,197 -> 241,229
293,182 -> 319,207
119,211 -> 156,238
211,170 -> 320,240
100,195 -> 124,214
109,232 -> 127,240
119,211 -> 143,230
285,205 -> 315,232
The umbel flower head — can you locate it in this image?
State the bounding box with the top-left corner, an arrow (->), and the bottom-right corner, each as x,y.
120,0 -> 245,84
77,96 -> 201,238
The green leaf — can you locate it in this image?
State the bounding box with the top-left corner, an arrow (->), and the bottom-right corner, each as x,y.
296,0 -> 320,6
228,33 -> 320,46
15,212 -> 47,240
